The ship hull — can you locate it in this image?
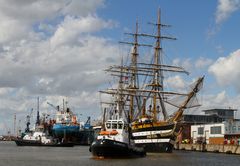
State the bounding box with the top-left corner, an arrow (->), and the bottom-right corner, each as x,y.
89,139 -> 146,158
70,129 -> 94,145
52,124 -> 94,145
14,138 -> 74,147
135,140 -> 174,153
132,123 -> 178,153
52,124 -> 80,138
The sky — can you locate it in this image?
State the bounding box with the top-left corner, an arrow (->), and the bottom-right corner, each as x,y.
0,0 -> 240,135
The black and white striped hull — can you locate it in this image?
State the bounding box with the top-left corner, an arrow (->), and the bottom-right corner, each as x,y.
132,123 -> 178,153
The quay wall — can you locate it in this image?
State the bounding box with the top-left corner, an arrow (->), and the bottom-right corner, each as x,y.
175,143 -> 240,154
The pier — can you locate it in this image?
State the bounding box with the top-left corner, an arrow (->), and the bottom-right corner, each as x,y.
175,143 -> 240,154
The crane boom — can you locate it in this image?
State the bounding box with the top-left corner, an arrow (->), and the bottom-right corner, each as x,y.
47,102 -> 59,111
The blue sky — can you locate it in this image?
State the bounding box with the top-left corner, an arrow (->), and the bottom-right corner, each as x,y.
0,0 -> 240,135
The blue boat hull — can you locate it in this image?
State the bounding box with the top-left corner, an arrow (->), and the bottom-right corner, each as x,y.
52,124 -> 95,145
52,124 -> 80,138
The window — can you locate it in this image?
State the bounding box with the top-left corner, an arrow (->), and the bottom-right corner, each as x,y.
118,122 -> 123,129
238,126 -> 240,131
198,127 -> 204,135
232,126 -> 236,132
106,123 -> 111,129
112,123 -> 117,129
210,126 -> 222,134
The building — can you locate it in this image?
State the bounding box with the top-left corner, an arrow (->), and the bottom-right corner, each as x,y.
191,121 -> 240,144
182,108 -> 236,124
177,108 -> 238,143
203,109 -> 236,121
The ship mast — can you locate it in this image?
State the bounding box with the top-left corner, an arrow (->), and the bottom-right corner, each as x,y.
119,21 -> 149,121
100,9 -> 189,123
170,76 -> 204,122
118,57 -> 125,118
143,9 -> 176,121
128,21 -> 139,121
129,22 -> 140,121
36,97 -> 40,126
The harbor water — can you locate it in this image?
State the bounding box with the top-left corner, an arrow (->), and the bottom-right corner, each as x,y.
1,141 -> 240,166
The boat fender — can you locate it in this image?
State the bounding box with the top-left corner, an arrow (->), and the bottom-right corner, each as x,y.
110,130 -> 118,135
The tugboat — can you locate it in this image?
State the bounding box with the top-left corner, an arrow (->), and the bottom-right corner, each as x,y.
89,57 -> 145,158
90,118 -> 145,157
15,125 -> 73,147
15,98 -> 74,147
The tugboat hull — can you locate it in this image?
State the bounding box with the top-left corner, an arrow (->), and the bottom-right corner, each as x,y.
90,139 -> 145,158
15,139 -> 41,146
14,139 -> 74,147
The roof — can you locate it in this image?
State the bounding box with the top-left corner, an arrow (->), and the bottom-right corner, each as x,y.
202,108 -> 237,112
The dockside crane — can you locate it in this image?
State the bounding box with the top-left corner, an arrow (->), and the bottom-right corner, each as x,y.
47,102 -> 60,111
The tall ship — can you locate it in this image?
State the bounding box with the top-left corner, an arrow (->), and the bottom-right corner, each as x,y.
101,9 -> 204,153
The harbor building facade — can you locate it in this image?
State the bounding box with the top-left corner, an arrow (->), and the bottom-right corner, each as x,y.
177,108 -> 239,144
191,121 -> 240,144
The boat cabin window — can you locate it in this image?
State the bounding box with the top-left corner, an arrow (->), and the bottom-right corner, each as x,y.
112,123 -> 117,129
118,122 -> 123,129
106,123 -> 111,129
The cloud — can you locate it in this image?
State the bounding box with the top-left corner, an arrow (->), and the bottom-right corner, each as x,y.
0,122 -> 6,134
172,58 -> 192,72
208,49 -> 240,92
195,57 -> 213,69
201,91 -> 240,113
201,91 -> 227,109
61,0 -> 105,16
0,0 -> 117,134
0,36 -> 118,95
173,56 -> 213,73
215,45 -> 225,54
208,0 -> 240,38
0,0 -> 106,44
165,75 -> 186,90
50,15 -> 116,48
215,0 -> 240,24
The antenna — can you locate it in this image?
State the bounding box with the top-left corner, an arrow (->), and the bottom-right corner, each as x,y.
36,97 -> 40,126
13,113 -> 16,136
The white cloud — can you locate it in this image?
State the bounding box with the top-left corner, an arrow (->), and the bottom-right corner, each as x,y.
172,56 -> 213,73
0,36 -> 118,94
200,91 -> 240,117
0,19 -> 30,43
208,49 -> 240,91
215,0 -> 240,24
172,58 -> 192,72
61,0 -> 105,16
0,0 -> 116,134
201,91 -> 227,109
50,15 -> 116,48
165,75 -> 186,90
195,57 -> 213,69
0,0 -> 106,44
